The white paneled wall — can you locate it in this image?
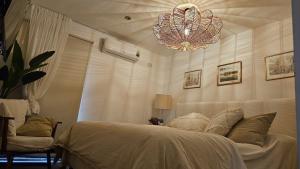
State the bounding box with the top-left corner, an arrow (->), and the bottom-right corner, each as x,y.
40,18 -> 294,126
68,22 -> 170,124
169,18 -> 295,110
254,19 -> 295,99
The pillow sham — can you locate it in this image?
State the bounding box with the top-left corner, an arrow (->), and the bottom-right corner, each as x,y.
17,115 -> 54,137
227,112 -> 276,146
205,108 -> 244,136
167,112 -> 210,132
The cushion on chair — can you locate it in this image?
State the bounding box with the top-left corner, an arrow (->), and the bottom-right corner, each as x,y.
0,99 -> 29,136
17,115 -> 54,137
6,136 -> 54,152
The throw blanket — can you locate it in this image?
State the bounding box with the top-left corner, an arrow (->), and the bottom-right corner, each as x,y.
56,121 -> 247,169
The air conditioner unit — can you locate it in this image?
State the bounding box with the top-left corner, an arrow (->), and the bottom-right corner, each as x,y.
100,38 -> 140,63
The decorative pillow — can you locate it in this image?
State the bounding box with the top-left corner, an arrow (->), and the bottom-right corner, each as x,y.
167,113 -> 210,132
17,115 -> 54,137
205,108 -> 244,136
227,112 -> 276,146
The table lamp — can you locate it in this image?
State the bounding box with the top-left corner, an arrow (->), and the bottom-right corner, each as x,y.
150,94 -> 172,125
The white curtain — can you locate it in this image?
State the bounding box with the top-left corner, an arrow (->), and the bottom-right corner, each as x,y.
4,0 -> 30,49
16,20 -> 30,56
23,5 -> 71,114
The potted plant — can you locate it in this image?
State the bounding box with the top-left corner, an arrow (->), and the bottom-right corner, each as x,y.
0,41 -> 54,98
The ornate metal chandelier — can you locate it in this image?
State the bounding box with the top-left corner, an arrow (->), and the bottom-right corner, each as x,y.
153,3 -> 223,51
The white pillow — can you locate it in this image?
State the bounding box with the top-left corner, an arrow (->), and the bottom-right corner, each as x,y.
0,99 -> 29,136
167,113 -> 210,132
205,108 -> 244,136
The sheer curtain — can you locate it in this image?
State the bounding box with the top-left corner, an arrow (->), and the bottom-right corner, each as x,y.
16,20 -> 30,57
23,5 -> 71,114
4,0 -> 30,49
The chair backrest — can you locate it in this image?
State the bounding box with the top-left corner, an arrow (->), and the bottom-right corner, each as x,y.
0,117 -> 12,153
0,99 -> 29,136
0,117 -> 7,137
0,102 -> 9,137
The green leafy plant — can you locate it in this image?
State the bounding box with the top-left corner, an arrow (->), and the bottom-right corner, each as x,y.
0,41 -> 55,98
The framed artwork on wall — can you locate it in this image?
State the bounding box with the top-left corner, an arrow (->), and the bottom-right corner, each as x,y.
183,70 -> 202,89
217,61 -> 242,86
265,51 -> 295,81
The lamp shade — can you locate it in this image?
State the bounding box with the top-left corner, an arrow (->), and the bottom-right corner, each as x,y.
154,94 -> 172,110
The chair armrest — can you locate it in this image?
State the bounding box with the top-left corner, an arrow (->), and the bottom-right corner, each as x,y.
52,121 -> 62,138
0,116 -> 14,120
0,116 -> 14,154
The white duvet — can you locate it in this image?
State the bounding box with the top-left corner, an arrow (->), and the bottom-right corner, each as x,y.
237,134 -> 297,169
56,121 -> 247,169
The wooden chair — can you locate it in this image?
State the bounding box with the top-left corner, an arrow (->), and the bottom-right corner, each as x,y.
0,116 -> 62,169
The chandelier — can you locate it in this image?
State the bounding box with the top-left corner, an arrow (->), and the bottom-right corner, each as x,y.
153,3 -> 223,51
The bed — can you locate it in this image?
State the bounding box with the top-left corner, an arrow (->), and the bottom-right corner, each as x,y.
57,122 -> 246,169
175,98 -> 297,169
57,98 -> 296,169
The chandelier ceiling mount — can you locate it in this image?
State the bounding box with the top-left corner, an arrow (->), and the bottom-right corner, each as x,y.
153,3 -> 223,51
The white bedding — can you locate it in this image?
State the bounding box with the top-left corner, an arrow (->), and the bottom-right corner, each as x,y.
56,121 -> 247,169
237,134 -> 297,169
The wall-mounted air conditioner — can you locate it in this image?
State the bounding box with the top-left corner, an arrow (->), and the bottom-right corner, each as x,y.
100,38 -> 140,63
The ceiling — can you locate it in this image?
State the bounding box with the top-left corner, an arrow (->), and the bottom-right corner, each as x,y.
32,0 -> 292,55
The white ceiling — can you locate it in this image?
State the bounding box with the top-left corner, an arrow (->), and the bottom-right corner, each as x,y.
33,0 -> 292,55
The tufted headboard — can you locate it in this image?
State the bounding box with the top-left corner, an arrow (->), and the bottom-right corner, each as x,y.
176,98 -> 296,138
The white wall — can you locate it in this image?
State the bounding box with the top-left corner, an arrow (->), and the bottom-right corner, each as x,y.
254,19 -> 294,99
168,18 -> 294,111
40,18 -> 294,127
66,22 -> 170,124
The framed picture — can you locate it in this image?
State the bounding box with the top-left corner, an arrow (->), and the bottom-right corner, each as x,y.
217,61 -> 242,86
265,51 -> 294,81
183,70 -> 202,89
